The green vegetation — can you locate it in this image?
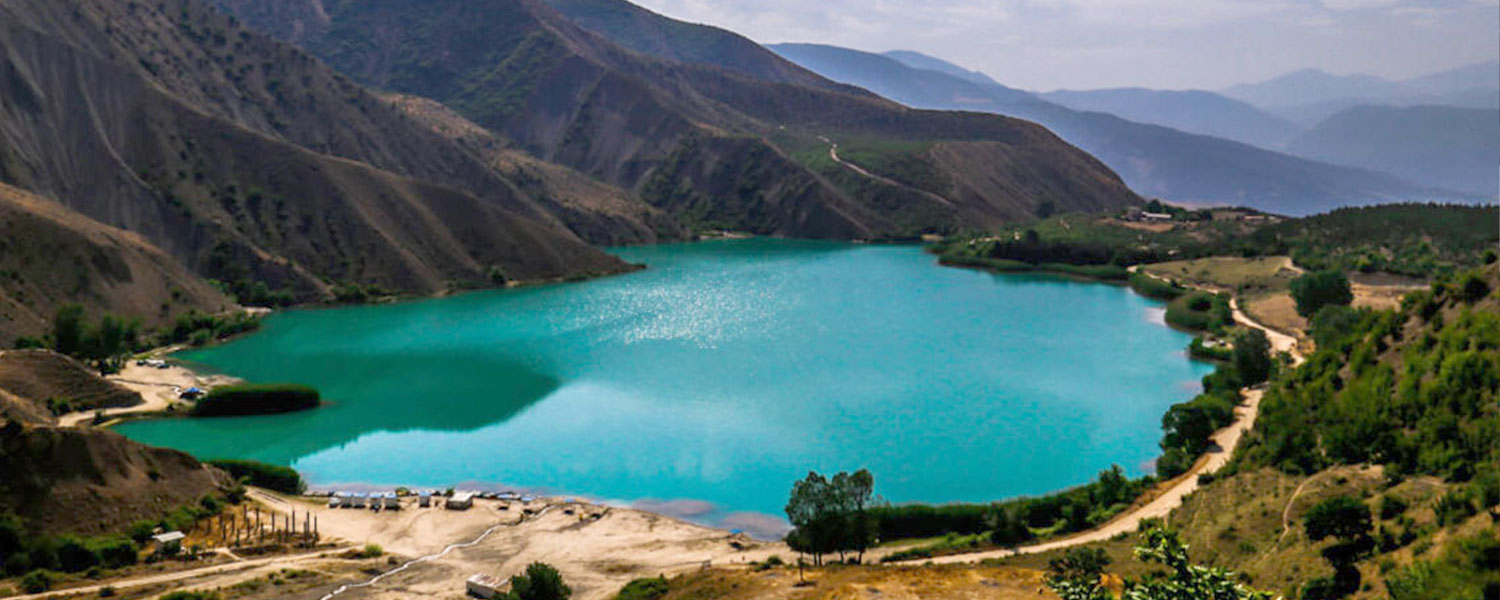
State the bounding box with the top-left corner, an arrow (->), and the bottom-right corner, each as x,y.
784,469 -> 877,564
1157,366 -> 1247,478
1299,495 -> 1375,599
1289,270 -> 1353,318
191,384 -> 320,417
358,543 -> 384,558
1188,337 -> 1233,362
1127,272 -> 1187,301
1046,526 -> 1271,600
1247,204 -> 1499,278
615,576 -> 670,600
159,591 -> 221,600
1239,268 -> 1499,480
207,459 -> 306,494
1,491 -> 235,579
1232,329 -> 1273,386
46,305 -> 142,373
1384,532 -> 1499,600
1164,291 -> 1233,333
500,562 -> 571,600
939,204 -> 1498,284
163,310 -> 261,347
871,464 -> 1145,556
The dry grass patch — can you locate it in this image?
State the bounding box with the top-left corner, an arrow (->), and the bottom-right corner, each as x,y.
1142,256 -> 1300,294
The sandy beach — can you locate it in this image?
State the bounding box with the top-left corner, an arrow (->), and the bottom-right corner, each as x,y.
58,356 -> 241,427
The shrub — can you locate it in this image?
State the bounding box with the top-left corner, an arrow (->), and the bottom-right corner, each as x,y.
359,544 -> 383,558
615,576 -> 669,600
1290,270 -> 1353,318
160,591 -> 221,600
207,459 -> 305,494
191,384 -> 320,417
20,569 -> 54,593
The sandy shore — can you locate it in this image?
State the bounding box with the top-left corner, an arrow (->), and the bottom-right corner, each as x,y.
250,489 -> 786,600
58,356 -> 241,427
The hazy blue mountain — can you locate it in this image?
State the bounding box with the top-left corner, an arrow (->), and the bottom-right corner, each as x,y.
768,44 -> 1466,215
1040,88 -> 1304,149
1224,61 -> 1500,125
883,50 -> 1001,87
1287,105 -> 1499,197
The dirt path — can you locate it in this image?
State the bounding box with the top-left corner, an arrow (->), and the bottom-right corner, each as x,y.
897,268 -> 1305,564
8,549 -> 345,600
821,137 -> 955,208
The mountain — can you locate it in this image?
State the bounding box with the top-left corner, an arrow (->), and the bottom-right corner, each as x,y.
1286,105 -> 1500,197
768,45 -> 1464,216
1223,61 -> 1500,125
1039,88 -> 1304,149
541,0 -> 851,93
210,0 -> 1142,238
0,0 -> 635,315
0,183 -> 231,346
882,50 -> 1001,87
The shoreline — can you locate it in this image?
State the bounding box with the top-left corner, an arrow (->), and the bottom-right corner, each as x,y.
96,242 -> 1283,560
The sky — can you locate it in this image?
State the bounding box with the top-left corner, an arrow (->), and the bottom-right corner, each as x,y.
629,0 -> 1500,91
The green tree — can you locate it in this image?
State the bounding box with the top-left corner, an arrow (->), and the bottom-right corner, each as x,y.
1302,496 -> 1374,598
1046,526 -> 1271,600
1232,328 -> 1273,385
784,469 -> 878,564
51,304 -> 87,357
1290,270 -> 1353,318
504,562 -> 570,600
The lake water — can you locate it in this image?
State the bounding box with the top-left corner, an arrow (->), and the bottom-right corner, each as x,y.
117,240 -> 1212,536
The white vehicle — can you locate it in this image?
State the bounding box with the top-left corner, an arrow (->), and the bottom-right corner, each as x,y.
466,574 -> 503,599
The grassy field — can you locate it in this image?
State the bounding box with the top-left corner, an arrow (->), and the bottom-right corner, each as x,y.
1140,256 -> 1300,294
623,563 -> 1053,600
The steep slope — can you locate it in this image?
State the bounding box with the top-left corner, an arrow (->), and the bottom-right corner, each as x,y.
0,0 -> 631,308
0,183 -> 231,346
1286,105 -> 1500,197
772,45 -> 1464,216
0,350 -> 142,415
0,425 -> 231,535
1040,88 -> 1304,149
543,0 -> 853,93
209,0 -> 1142,237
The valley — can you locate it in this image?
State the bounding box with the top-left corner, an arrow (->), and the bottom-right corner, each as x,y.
0,0 -> 1495,599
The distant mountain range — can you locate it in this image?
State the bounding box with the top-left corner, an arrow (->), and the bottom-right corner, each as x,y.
766,44 -> 1465,215
1222,62 -> 1500,126
1039,88 -> 1303,150
1285,105 -> 1499,197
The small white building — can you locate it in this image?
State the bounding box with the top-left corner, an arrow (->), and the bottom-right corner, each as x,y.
446,491 -> 475,510
418,491 -> 432,508
349,493 -> 368,508
383,493 -> 400,510
1142,212 -> 1174,221
466,574 -> 504,599
152,531 -> 186,545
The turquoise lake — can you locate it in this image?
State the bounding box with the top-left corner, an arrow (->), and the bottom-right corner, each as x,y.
117,239 -> 1213,535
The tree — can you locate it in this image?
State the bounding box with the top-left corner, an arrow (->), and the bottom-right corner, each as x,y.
504,562 -> 570,600
1290,270 -> 1353,318
1302,496 -> 1373,598
784,469 -> 877,565
1162,404 -> 1216,455
1232,328 -> 1273,385
1035,199 -> 1058,219
51,304 -> 87,357
1046,526 -> 1271,600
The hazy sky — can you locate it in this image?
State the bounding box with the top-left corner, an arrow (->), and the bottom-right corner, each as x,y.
629,0 -> 1500,91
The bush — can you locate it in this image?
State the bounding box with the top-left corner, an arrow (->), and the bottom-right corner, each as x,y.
1129,272 -> 1187,301
20,569 -> 54,593
160,591 -> 221,600
207,459 -> 305,494
359,544 -> 383,558
1290,270 -> 1353,318
615,576 -> 669,600
191,384 -> 320,417
1166,292 -> 1233,333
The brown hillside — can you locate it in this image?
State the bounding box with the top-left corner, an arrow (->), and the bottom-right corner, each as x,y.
0,350 -> 142,414
0,0 -> 631,305
210,0 -> 1142,238
0,425 -> 230,535
0,183 -> 231,345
